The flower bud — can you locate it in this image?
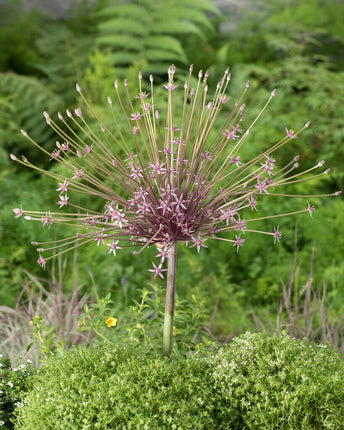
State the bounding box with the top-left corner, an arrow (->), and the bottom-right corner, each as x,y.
317,160 -> 325,167
76,83 -> 81,93
124,79 -> 128,87
305,121 -> 311,128
66,109 -> 72,118
293,155 -> 300,162
58,112 -> 63,120
43,111 -> 51,124
324,168 -> 330,174
107,96 -> 112,104
114,80 -> 118,89
75,107 -> 82,117
189,64 -> 193,72
271,89 -> 276,97
20,129 -> 27,137
335,191 -> 342,196
10,154 -> 17,160
246,80 -> 250,89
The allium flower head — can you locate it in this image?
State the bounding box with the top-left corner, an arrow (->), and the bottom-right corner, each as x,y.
12,65 -> 340,273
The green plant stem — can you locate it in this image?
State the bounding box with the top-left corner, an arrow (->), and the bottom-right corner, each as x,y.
163,242 -> 177,357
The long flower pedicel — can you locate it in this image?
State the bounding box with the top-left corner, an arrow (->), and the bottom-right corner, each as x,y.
12,65 -> 341,356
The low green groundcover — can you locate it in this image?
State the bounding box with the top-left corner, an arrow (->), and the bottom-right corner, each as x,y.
15,332 -> 344,429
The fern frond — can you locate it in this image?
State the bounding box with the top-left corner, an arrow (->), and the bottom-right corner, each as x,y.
96,0 -> 220,76
97,34 -> 143,51
98,19 -> 147,36
144,36 -> 188,60
0,73 -> 63,155
150,21 -> 204,39
34,24 -> 93,97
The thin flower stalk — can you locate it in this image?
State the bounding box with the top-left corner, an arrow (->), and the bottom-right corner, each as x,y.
12,65 -> 341,356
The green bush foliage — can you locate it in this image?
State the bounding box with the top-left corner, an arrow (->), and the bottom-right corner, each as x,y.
15,333 -> 344,429
208,332 -> 344,429
0,354 -> 35,430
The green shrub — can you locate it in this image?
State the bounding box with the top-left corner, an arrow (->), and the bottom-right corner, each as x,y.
0,355 -> 35,430
15,333 -> 344,429
208,332 -> 344,429
14,345 -> 216,430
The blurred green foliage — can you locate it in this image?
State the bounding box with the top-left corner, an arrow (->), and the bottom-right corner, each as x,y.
0,0 -> 343,342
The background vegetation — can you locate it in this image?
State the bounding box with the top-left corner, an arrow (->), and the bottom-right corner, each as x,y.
0,0 -> 343,355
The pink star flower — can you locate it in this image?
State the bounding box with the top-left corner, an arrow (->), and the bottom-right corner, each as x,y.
190,234 -> 208,253
72,169 -> 84,179
129,112 -> 144,121
164,82 -> 178,91
273,226 -> 282,244
57,194 -> 69,208
56,180 -> 69,194
13,206 -> 23,218
148,262 -> 167,279
233,235 -> 245,252
286,128 -> 297,139
107,239 -> 121,256
37,255 -> 46,269
307,201 -> 315,218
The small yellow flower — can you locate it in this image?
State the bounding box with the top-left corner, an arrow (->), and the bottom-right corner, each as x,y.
136,323 -> 143,329
29,320 -> 33,325
105,317 -> 118,328
173,326 -> 181,335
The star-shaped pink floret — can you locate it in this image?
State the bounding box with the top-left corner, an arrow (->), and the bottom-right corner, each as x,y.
13,206 -> 23,218
72,169 -> 84,179
56,180 -> 69,194
148,262 -> 167,279
307,201 -> 315,218
129,112 -> 144,121
273,226 -> 282,244
190,234 -> 208,253
223,129 -> 238,140
57,194 -> 69,208
155,246 -> 170,264
37,255 -> 46,269
248,196 -> 258,211
96,231 -> 105,246
233,235 -> 245,252
164,82 -> 178,91
286,127 -> 297,139
107,239 -> 121,256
